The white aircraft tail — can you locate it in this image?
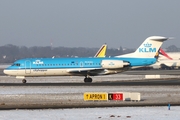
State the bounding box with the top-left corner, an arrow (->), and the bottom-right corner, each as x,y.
117,36 -> 169,58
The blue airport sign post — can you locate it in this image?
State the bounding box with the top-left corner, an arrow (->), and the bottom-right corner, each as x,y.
168,104 -> 171,110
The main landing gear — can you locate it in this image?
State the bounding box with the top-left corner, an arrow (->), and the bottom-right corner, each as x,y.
22,79 -> 27,83
84,77 -> 92,83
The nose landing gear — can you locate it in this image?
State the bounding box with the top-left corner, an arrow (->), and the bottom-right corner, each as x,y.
22,79 -> 27,83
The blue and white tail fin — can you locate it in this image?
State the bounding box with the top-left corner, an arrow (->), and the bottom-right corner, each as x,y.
116,36 -> 169,58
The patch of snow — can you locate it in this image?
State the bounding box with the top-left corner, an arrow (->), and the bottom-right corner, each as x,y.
0,107 -> 179,120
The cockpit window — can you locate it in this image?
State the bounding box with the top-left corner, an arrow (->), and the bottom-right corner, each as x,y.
12,63 -> 21,66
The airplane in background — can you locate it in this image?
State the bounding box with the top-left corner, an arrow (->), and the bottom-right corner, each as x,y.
158,49 -> 180,60
94,44 -> 107,57
4,36 -> 169,83
158,48 -> 173,60
150,48 -> 180,69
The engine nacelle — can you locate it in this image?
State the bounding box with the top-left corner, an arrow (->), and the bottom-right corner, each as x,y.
101,60 -> 129,69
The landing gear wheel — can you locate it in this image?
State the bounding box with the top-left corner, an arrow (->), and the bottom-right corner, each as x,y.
84,78 -> 88,82
84,77 -> 92,83
22,79 -> 27,83
88,78 -> 92,82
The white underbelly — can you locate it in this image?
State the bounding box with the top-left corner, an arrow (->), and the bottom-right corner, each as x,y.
5,69 -> 72,76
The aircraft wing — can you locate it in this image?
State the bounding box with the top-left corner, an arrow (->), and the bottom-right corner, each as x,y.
66,68 -> 104,76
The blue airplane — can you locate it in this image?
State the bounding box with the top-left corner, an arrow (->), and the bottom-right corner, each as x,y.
4,36 -> 169,83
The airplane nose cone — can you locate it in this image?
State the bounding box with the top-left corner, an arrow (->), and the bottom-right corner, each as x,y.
3,69 -> 7,74
3,69 -> 10,75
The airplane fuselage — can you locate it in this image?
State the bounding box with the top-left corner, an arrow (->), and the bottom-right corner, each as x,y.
4,57 -> 156,77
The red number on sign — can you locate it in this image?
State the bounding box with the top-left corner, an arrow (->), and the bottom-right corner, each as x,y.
113,93 -> 123,100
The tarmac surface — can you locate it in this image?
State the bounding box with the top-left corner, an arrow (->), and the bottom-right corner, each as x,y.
0,70 -> 180,109
1,79 -> 180,86
125,69 -> 180,75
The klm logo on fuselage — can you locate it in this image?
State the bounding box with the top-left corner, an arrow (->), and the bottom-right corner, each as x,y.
33,60 -> 44,64
139,42 -> 156,53
109,62 -> 114,66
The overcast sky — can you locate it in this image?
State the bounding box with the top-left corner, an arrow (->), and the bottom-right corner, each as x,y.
0,0 -> 180,49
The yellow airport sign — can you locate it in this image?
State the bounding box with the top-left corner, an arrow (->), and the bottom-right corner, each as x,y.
84,92 -> 108,101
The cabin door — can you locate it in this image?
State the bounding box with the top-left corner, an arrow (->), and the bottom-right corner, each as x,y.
25,60 -> 31,74
80,61 -> 83,67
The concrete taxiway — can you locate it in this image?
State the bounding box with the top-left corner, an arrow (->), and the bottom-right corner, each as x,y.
124,69 -> 180,75
0,73 -> 180,109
